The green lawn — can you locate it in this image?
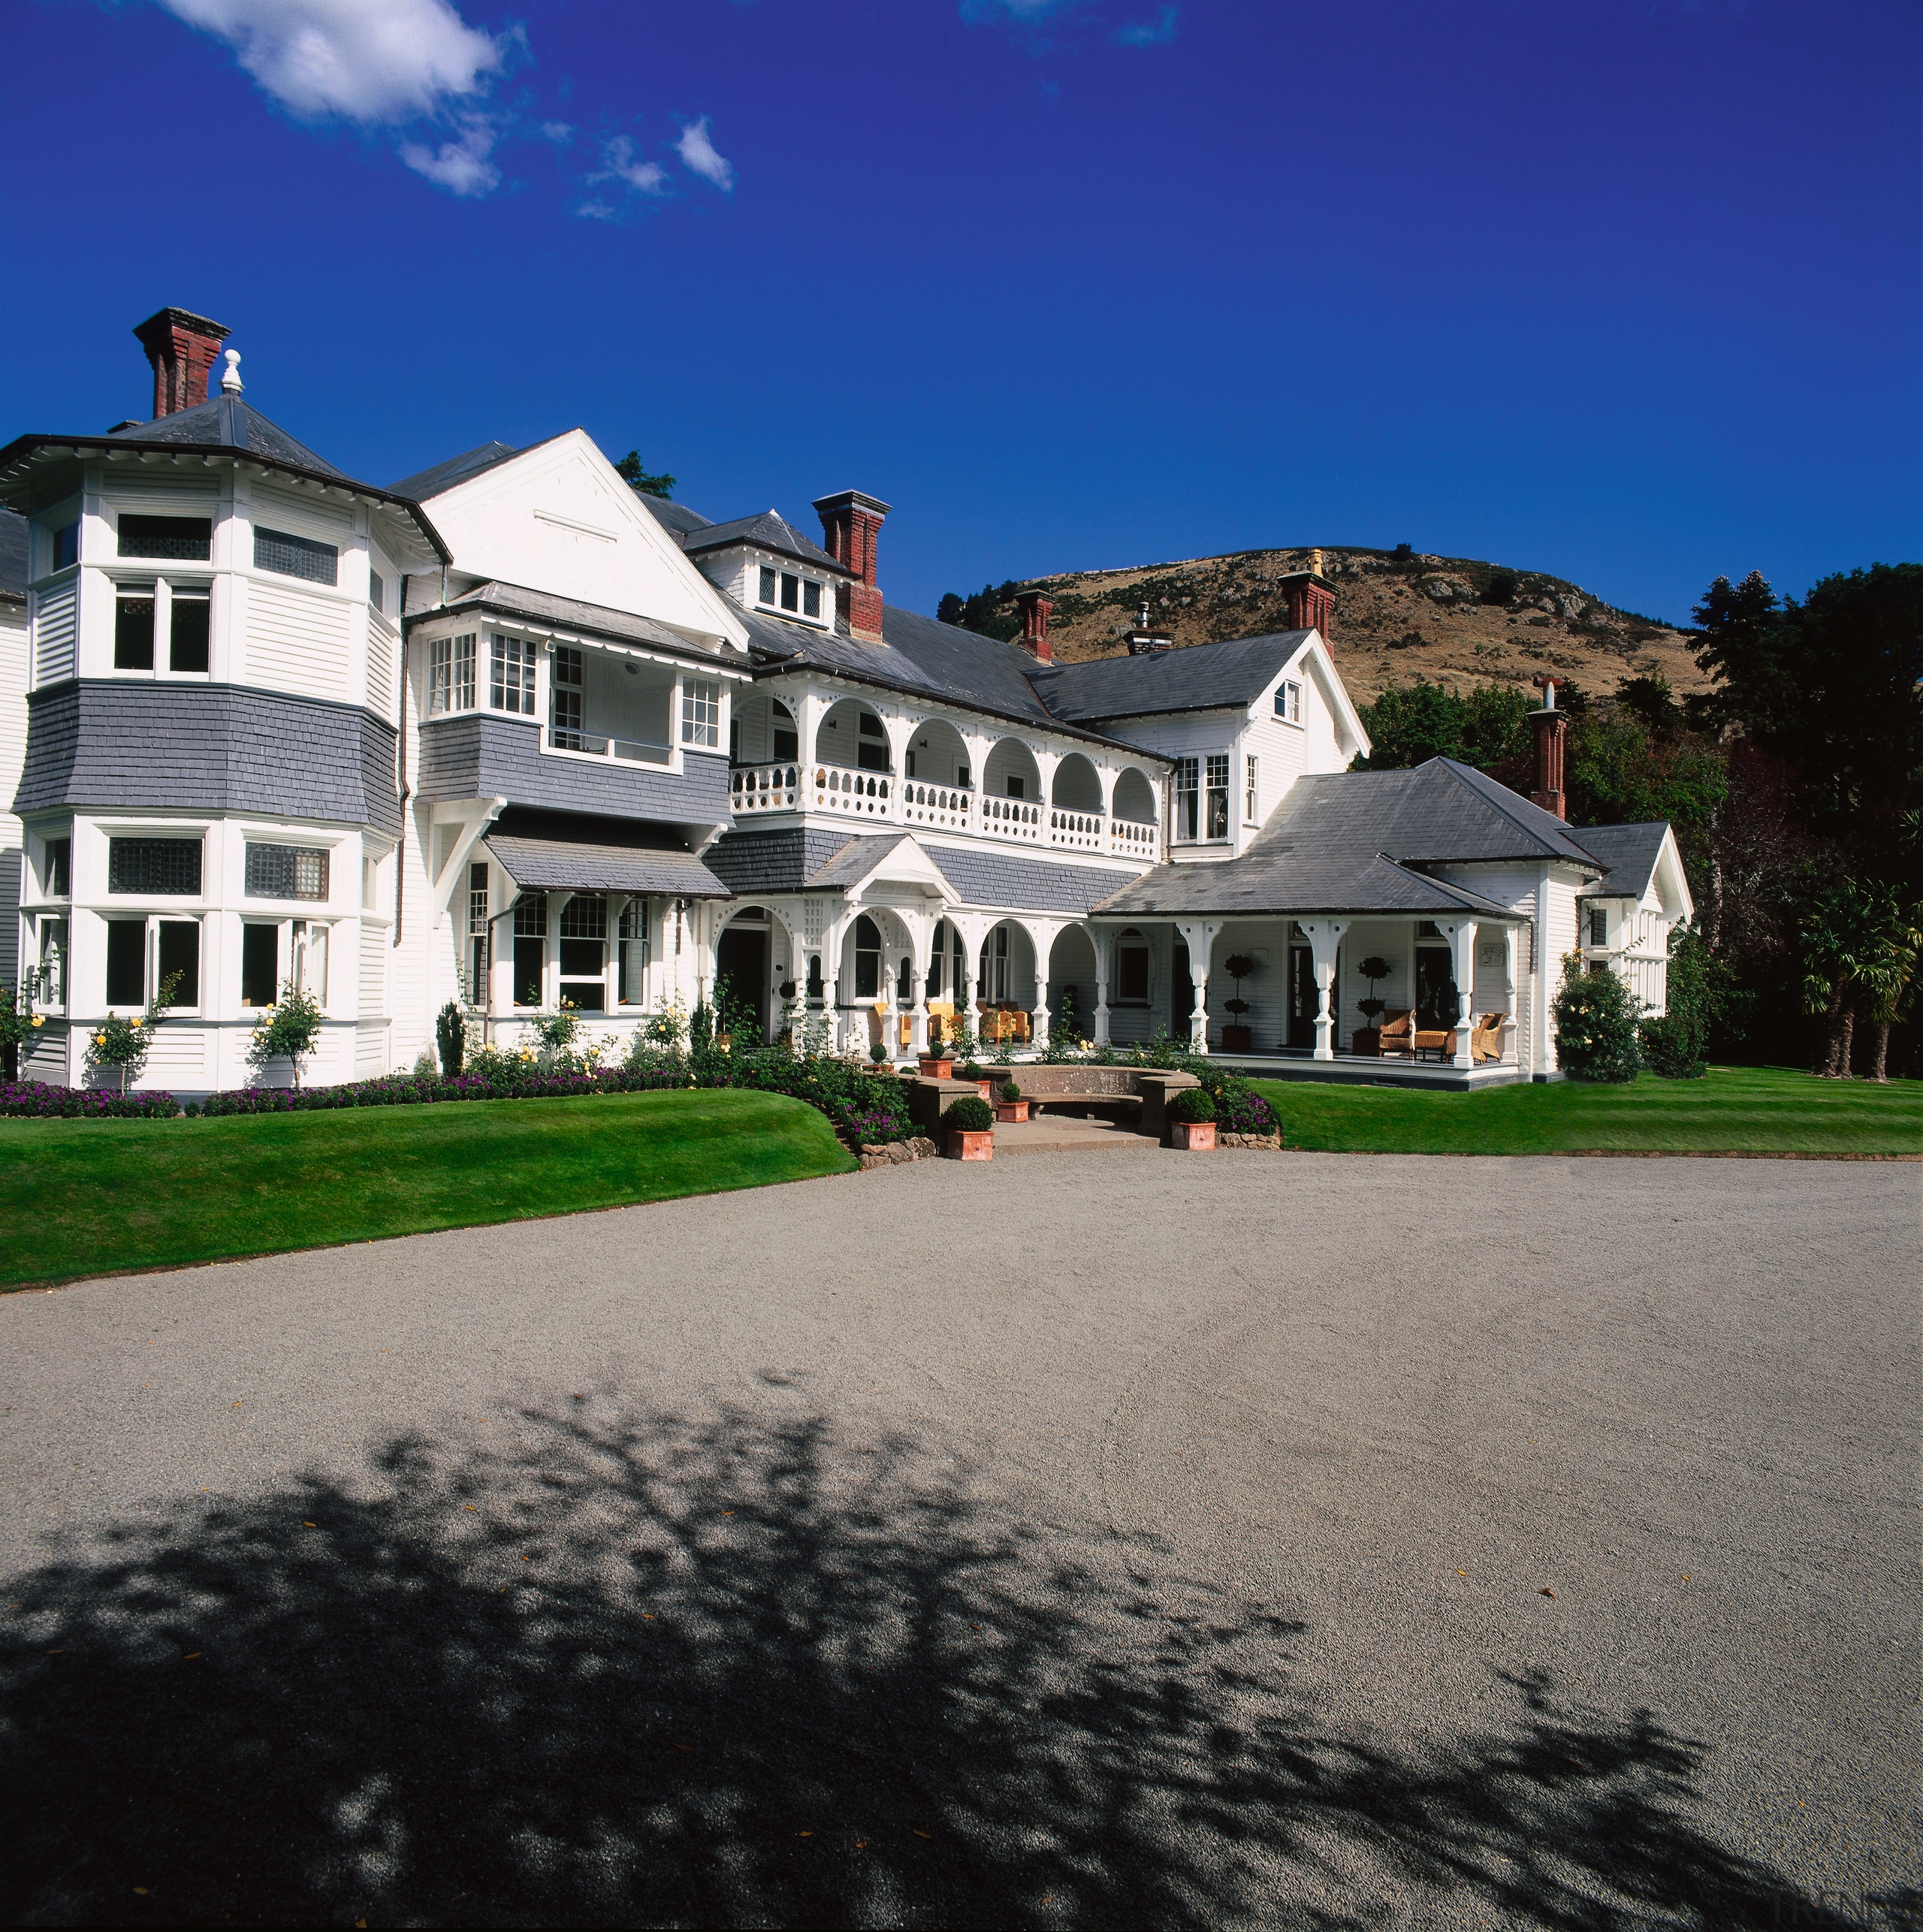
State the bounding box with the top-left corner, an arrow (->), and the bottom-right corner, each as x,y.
0,1089 -> 856,1291
1249,1064 -> 1923,1158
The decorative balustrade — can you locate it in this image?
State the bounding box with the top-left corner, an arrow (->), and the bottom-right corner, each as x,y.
731,761 -> 800,811
1049,808 -> 1105,851
814,760 -> 893,817
981,795 -> 1043,842
1109,816 -> 1159,856
901,780 -> 973,830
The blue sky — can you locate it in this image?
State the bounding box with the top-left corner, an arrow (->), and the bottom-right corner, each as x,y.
5,0 -> 1916,624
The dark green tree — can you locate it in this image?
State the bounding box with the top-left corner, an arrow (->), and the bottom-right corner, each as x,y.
614,451 -> 676,500
1351,681 -> 1530,774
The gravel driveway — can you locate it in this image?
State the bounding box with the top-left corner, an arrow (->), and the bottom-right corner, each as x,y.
2,1150 -> 1916,1927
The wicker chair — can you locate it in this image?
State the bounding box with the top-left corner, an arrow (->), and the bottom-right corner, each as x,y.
1373,1009 -> 1415,1058
1471,1013 -> 1507,1064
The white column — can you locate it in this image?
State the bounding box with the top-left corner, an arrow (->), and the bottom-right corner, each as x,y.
1502,925 -> 1518,1064
1174,918 -> 1223,1054
1445,920 -> 1478,1070
1300,919 -> 1348,1061
1091,925 -> 1112,1045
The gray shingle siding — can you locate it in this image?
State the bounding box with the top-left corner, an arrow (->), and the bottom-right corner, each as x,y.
15,681 -> 400,835
705,826 -> 854,895
415,714 -> 729,824
922,843 -> 1147,915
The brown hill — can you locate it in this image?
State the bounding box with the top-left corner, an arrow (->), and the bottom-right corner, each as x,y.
996,546 -> 1710,710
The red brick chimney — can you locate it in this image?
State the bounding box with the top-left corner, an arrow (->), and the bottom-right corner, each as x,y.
1529,675 -> 1567,820
1016,590 -> 1053,662
1280,549 -> 1336,635
813,490 -> 890,640
133,306 -> 231,419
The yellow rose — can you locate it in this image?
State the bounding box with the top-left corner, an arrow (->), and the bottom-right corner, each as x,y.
93,1033 -> 106,1046
131,1016 -> 143,1028
30,1015 -> 44,1028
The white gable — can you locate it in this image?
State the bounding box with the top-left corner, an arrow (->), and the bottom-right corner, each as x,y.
420,430 -> 747,650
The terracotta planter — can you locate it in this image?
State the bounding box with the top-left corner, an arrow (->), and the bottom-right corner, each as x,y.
918,1057 -> 954,1079
1170,1120 -> 1216,1152
946,1128 -> 995,1161
994,1100 -> 1029,1123
970,1079 -> 994,1101
1220,1025 -> 1253,1053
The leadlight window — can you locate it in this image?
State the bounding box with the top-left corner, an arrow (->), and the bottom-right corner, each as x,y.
551,645 -> 584,748
803,579 -> 822,619
682,678 -> 720,748
115,587 -> 155,669
1173,757 -> 1200,841
490,633 -> 536,714
429,633 -> 477,714
254,526 -> 338,585
107,837 -> 202,895
1589,906 -> 1608,947
119,515 -> 211,561
1206,753 -> 1230,840
245,843 -> 329,901
759,566 -> 777,604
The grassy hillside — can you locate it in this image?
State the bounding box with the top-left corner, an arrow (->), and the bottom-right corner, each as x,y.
976,545 -> 1711,710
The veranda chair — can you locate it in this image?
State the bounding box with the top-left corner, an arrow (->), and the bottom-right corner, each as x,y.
1471,1013 -> 1507,1063
1375,1009 -> 1416,1058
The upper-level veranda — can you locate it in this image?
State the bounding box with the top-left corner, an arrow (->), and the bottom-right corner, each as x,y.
726,678 -> 1167,865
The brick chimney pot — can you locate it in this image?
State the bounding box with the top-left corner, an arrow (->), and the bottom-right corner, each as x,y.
132,306 -> 231,419
813,490 -> 891,640
1016,590 -> 1053,663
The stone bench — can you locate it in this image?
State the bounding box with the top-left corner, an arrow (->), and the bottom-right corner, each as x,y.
906,1064 -> 1201,1140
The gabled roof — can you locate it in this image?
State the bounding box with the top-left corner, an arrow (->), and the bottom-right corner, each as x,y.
102,392 -> 346,476
682,509 -> 846,575
387,441 -> 523,501
1031,629 -> 1315,723
415,578 -> 738,664
638,495 -> 714,541
1574,822 -> 1673,901
1093,758 -> 1602,919
803,832 -> 956,898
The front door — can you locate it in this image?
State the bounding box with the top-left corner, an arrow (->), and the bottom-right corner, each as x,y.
1288,946 -> 1316,1049
714,926 -> 768,1040
1415,947 -> 1455,1031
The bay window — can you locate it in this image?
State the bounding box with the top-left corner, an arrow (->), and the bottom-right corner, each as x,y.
558,894 -> 608,1011
551,646 -> 585,749
1173,758 -> 1199,841
1206,754 -> 1230,840
490,633 -> 536,714
618,901 -> 649,1005
429,633 -> 477,714
682,678 -> 720,748
512,893 -> 548,1008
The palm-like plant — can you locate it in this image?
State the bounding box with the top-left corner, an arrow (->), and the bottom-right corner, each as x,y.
1799,878 -> 1922,1079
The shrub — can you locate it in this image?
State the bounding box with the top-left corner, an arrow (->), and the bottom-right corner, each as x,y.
1170,1085 -> 1217,1123
940,1095 -> 994,1134
1186,1061 -> 1275,1134
1,1081 -> 180,1118
86,969 -> 185,1093
1000,1080 -> 1021,1102
1553,955 -> 1643,1082
436,1001 -> 466,1078
868,1041 -> 890,1065
1638,1015 -> 1706,1079
247,983 -> 326,1088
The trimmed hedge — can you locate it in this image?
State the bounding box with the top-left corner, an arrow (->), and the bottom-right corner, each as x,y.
1170,1085 -> 1217,1123
940,1095 -> 995,1133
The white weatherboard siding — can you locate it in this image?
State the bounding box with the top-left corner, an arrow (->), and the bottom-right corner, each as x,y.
0,604 -> 25,984
243,581 -> 355,703
32,577 -> 76,686
1238,708 -> 1308,835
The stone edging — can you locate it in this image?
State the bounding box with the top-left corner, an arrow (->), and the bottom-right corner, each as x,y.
857,1137 -> 940,1170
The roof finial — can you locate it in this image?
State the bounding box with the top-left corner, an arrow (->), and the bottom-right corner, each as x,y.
220,349 -> 243,395
1137,601 -> 1150,629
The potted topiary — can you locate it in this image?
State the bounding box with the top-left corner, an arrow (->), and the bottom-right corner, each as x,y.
940,1094 -> 995,1160
994,1079 -> 1028,1124
1354,955 -> 1390,1054
1221,955 -> 1257,1052
960,1060 -> 992,1100
919,1042 -> 955,1078
869,1040 -> 890,1067
1167,1084 -> 1217,1151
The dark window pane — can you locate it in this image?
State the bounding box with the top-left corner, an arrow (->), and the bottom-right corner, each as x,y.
156,920 -> 199,1006
52,523 -> 79,572
115,594 -> 155,670
105,920 -> 145,1006
802,580 -> 821,618
759,566 -> 777,604
170,593 -> 210,673
859,713 -> 885,738
253,527 -> 338,585
773,728 -> 798,760
108,838 -> 201,895
244,844 -> 328,901
857,741 -> 889,773
780,573 -> 799,611
1118,948 -> 1149,1001
118,515 -> 211,561
559,938 -> 602,978
513,937 -> 545,1007
240,924 -> 279,1007
46,839 -> 71,896
560,980 -> 605,1013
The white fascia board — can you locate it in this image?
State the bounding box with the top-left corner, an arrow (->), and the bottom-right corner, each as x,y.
1297,632 -> 1369,761
1653,826 -> 1695,922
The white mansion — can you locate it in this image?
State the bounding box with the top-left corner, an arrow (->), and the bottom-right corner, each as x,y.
0,309 -> 1691,1094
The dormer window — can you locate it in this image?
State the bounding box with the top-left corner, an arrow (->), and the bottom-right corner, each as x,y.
1275,680 -> 1303,724
757,563 -> 824,623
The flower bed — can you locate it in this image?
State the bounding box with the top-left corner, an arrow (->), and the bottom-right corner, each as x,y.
196,1065 -> 693,1115
1,1082 -> 182,1119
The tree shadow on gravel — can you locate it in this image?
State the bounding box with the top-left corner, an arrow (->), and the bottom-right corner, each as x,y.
2,1400 -> 1909,1929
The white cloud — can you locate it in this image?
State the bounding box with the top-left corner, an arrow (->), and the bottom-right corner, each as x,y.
675,116 -> 734,192
158,0 -> 505,123
1115,5 -> 1177,46
575,199 -> 617,221
590,135 -> 670,196
540,121 -> 574,143
399,117 -> 500,196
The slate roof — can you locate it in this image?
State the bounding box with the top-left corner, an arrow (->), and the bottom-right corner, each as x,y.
705,826 -> 858,895
925,841 -> 1152,916
387,441 -> 523,500
0,509 -> 26,602
485,833 -> 731,899
425,578 -> 734,661
1030,629 -> 1314,723
803,833 -> 930,891
101,392 -> 347,477
1574,822 -> 1671,900
682,509 -> 846,575
1093,759 -> 1602,919
638,496 -> 714,541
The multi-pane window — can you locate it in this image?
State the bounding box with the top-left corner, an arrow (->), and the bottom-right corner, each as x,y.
759,566 -> 777,605
558,893 -> 607,1012
512,892 -> 548,1008
119,515 -> 211,561
1173,757 -> 1200,841
490,633 -> 536,714
803,580 -> 822,619
254,527 -> 338,585
618,901 -> 649,1006
245,843 -> 329,901
758,567 -> 824,620
682,678 -> 720,748
1245,756 -> 1259,827
115,587 -> 155,669
107,837 -> 202,895
551,645 -> 584,748
1588,906 -> 1608,947
1206,754 -> 1230,840
1275,680 -> 1303,724
429,633 -> 477,714
466,862 -> 491,1008
51,522 -> 79,572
